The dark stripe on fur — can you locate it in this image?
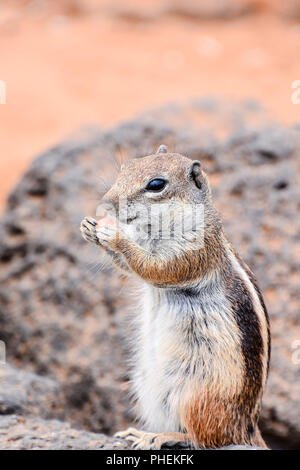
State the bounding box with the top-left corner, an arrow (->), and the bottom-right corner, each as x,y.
234,252 -> 271,376
225,266 -> 264,413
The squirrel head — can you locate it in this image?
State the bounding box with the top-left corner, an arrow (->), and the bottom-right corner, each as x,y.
101,145 -> 221,250
104,145 -> 212,206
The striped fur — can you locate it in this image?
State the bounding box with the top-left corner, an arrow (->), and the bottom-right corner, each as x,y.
127,247 -> 269,447
81,152 -> 270,448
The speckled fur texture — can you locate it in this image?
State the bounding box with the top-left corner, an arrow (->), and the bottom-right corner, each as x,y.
80,149 -> 270,449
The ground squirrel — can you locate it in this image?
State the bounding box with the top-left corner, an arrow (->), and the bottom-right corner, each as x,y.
80,145 -> 270,449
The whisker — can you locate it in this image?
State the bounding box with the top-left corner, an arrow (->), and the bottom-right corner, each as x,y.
97,175 -> 111,192
84,256 -> 111,279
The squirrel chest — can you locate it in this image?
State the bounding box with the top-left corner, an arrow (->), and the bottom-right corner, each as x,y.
132,279 -> 244,434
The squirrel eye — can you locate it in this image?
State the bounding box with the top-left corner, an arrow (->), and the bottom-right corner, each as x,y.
146,178 -> 167,192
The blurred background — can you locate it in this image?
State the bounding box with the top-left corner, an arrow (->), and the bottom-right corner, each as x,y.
0,0 -> 300,450
1,0 -> 300,210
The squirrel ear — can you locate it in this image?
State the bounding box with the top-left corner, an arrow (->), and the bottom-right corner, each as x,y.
156,144 -> 168,154
189,160 -> 202,189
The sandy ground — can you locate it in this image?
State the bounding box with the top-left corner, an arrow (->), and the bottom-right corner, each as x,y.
1,1 -> 300,211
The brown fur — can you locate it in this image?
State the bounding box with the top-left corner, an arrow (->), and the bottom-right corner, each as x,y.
116,232 -> 226,285
182,388 -> 267,448
81,150 -> 270,449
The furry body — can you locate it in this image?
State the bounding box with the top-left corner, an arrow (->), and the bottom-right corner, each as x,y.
80,150 -> 270,449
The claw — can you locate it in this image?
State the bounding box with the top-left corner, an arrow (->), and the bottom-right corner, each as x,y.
86,217 -> 97,226
114,428 -> 144,440
80,215 -> 120,249
82,222 -> 96,233
80,216 -> 100,246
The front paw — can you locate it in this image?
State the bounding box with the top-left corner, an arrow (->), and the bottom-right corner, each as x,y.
96,218 -> 122,251
80,215 -> 123,251
80,216 -> 100,245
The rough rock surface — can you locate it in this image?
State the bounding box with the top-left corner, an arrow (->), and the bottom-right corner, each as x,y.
0,364 -> 62,418
0,415 -> 130,450
21,0 -> 300,22
0,99 -> 300,449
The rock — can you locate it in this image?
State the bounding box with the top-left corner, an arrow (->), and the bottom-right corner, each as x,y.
0,415 -> 130,450
0,363 -> 62,418
241,127 -> 295,165
0,414 -> 266,450
0,98 -> 299,449
166,0 -> 255,20
110,0 -> 257,23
